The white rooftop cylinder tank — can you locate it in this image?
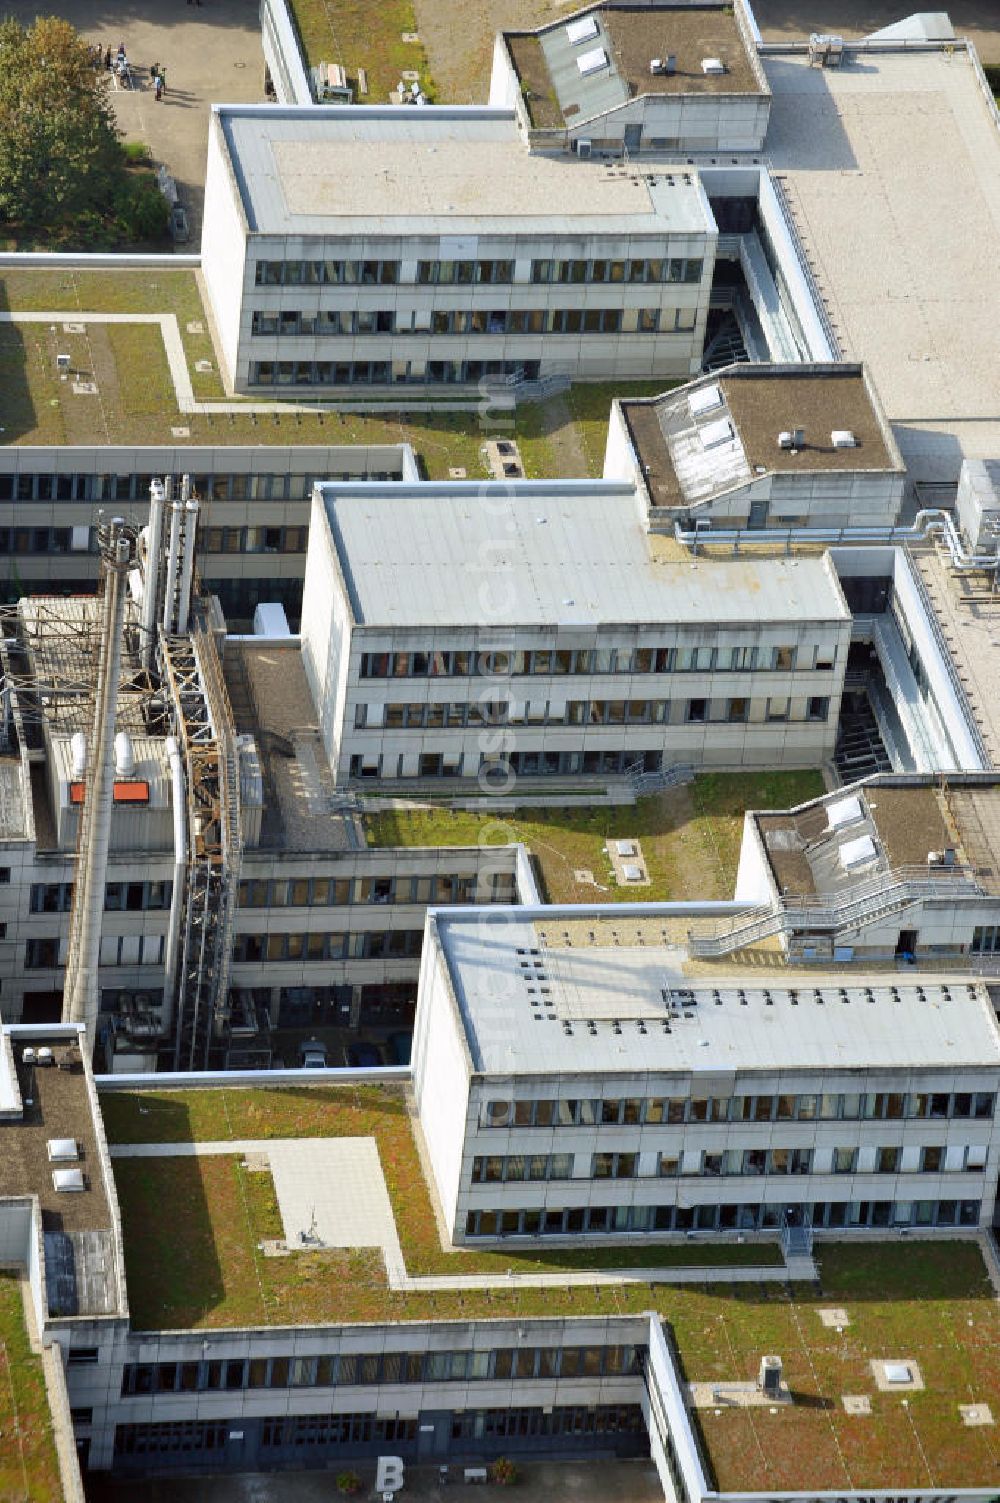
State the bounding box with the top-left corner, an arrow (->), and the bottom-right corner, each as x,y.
70,732 -> 87,778
114,731 -> 135,778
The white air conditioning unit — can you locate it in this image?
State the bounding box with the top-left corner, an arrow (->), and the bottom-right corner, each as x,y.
701,56 -> 726,75
576,138 -> 593,158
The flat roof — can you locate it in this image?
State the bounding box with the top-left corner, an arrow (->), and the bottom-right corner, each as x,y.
0,1032 -> 121,1318
223,639 -> 356,853
507,3 -> 764,129
316,481 -> 850,628
756,775 -> 1000,900
764,46 -> 1000,482
620,365 -> 901,513
434,907 -> 1000,1076
218,107 -> 712,235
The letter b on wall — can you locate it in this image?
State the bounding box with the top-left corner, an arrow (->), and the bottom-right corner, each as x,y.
376,1456 -> 405,1494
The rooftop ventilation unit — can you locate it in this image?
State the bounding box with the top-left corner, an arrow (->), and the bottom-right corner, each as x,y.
650,54 -> 677,76
577,46 -> 608,76
47,1138 -> 79,1163
701,57 -> 726,74
52,1168 -> 85,1193
778,428 -> 805,451
759,1355 -> 783,1393
566,14 -> 599,45
36,1046 -> 55,1067
831,429 -> 857,448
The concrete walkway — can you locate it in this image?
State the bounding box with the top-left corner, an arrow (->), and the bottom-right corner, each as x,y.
110,1138 -> 812,1289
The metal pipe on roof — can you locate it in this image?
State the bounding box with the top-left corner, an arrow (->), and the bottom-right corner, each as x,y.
176,498 -> 200,635
162,499 -> 183,635
673,509 -> 1000,571
63,522 -> 133,1050
162,734 -> 187,1041
140,477 -> 168,670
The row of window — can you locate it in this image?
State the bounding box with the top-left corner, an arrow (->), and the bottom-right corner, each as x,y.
972,925 -> 1000,953
231,928 -> 423,964
25,935 -> 164,970
251,306 -> 695,338
27,928 -> 424,970
349,747 -> 668,780
120,1342 -> 643,1397
115,1405 -> 646,1461
239,872 -> 515,910
359,644 -> 824,679
0,526 -> 92,556
115,1413 -> 414,1457
464,1198 -> 982,1238
252,254 -> 703,287
471,1144 -> 987,1184
354,696 -> 829,730
249,359 -> 538,387
480,1090 -> 997,1129
200,525 -> 308,557
30,881 -> 172,915
0,470 -> 392,505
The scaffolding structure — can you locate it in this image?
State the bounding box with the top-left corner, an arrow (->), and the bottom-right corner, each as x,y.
158,620 -> 243,1072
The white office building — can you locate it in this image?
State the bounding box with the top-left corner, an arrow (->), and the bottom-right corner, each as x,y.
299,479 -> 851,787
413,904 -> 1000,1243
201,106 -> 716,394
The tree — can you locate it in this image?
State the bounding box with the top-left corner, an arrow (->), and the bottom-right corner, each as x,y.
0,16 -> 130,236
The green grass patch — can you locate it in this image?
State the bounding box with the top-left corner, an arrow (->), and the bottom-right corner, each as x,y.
567,380 -> 673,476
289,0 -> 436,102
105,1084 -> 779,1332
0,1272 -> 63,1500
365,770 -> 824,903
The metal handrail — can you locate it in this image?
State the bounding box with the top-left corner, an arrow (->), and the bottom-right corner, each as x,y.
690,863 -> 984,956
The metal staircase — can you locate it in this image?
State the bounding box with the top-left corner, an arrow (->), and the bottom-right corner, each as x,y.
689,864 -> 984,959
159,620 -> 243,1071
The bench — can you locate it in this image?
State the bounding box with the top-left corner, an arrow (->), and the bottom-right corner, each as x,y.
464,1468 -> 488,1484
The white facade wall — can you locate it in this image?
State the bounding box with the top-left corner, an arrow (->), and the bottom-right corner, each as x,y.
332,618 -> 850,784
560,91 -> 771,154
448,1065 -> 1000,1242
227,229 -> 714,393
300,490 -> 354,777
0,834 -> 524,1028
202,120 -> 251,392
411,919 -> 474,1232
66,1312 -> 649,1473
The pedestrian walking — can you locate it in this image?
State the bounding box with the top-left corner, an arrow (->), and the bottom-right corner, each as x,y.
154,74 -> 164,101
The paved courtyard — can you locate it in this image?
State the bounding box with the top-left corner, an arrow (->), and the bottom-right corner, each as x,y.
1,0 -> 264,241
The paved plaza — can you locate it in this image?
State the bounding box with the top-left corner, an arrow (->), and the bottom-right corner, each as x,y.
0,0 -> 264,241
